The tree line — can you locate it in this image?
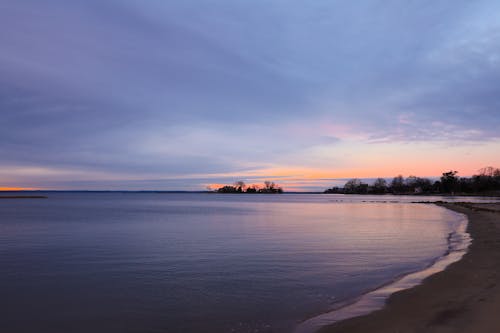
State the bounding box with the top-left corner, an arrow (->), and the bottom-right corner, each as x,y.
324,167 -> 500,195
215,181 -> 283,194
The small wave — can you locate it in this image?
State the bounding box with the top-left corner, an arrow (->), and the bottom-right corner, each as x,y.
294,210 -> 471,333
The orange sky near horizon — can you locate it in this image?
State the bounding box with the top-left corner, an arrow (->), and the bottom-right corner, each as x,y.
2,1 -> 500,193
205,163 -> 499,192
0,187 -> 36,191
3,161 -> 499,192
2,138 -> 499,191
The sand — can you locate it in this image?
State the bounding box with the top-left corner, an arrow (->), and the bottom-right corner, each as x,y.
318,203 -> 500,333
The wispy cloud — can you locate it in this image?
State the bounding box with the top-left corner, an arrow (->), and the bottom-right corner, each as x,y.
1,0 -> 500,189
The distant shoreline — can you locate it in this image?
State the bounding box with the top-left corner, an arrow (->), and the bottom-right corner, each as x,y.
318,203 -> 500,333
327,192 -> 500,197
0,190 -> 499,196
0,195 -> 48,199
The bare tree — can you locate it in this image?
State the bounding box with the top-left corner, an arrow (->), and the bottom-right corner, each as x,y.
234,181 -> 246,193
391,175 -> 405,193
479,166 -> 497,177
344,179 -> 368,194
372,178 -> 387,194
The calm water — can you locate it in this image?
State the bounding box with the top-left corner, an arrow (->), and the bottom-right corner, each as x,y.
0,193 -> 487,332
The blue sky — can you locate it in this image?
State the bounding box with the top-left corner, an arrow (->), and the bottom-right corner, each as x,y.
1,0 -> 500,190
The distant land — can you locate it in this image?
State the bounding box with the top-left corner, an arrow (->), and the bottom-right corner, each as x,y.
0,195 -> 47,199
324,167 -> 500,196
214,181 -> 283,194
2,167 -> 499,196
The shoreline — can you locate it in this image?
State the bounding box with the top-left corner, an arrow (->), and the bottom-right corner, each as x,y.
315,202 -> 500,333
294,204 -> 470,333
0,195 -> 47,199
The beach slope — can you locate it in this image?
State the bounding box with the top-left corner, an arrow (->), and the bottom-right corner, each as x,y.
319,203 -> 500,333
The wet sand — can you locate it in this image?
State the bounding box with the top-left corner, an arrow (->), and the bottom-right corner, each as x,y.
319,203 -> 500,333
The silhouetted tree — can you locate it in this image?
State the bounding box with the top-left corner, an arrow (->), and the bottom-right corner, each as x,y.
390,175 -> 406,194
414,177 -> 433,193
344,179 -> 361,194
259,181 -> 283,193
441,171 -> 459,194
343,178 -> 369,194
323,167 -> 500,195
432,180 -> 442,193
470,167 -> 500,192
217,181 -> 282,193
479,166 -> 498,177
404,176 -> 432,194
405,175 -> 418,191
217,185 -> 238,193
245,186 -> 257,193
459,177 -> 474,193
324,186 -> 342,194
234,181 -> 246,193
372,178 -> 387,194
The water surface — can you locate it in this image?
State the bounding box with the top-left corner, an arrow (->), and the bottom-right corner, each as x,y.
0,193 -> 481,332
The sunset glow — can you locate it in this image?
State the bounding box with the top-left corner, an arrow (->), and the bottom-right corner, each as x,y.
1,1 -> 499,191
0,187 -> 35,191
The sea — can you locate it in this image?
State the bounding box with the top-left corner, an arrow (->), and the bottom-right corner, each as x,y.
0,192 -> 496,333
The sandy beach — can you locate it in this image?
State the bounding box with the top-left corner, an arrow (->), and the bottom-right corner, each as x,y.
319,203 -> 500,333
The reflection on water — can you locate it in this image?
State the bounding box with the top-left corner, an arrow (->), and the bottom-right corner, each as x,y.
294,210 -> 470,333
0,193 -> 486,332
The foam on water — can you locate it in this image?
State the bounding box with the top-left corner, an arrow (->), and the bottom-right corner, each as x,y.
294,209 -> 471,333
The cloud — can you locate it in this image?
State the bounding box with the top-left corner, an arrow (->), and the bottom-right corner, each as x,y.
1,0 -> 500,189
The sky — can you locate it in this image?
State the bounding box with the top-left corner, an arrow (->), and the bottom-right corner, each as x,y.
1,0 -> 500,191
